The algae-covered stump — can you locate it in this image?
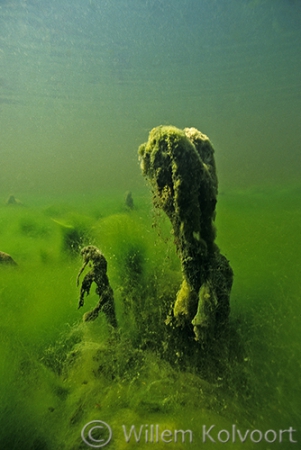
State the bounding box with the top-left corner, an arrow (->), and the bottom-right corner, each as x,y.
0,251 -> 17,265
77,245 -> 117,326
138,125 -> 233,344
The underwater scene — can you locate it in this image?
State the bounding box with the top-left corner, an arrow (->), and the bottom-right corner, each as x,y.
1,1 -> 301,449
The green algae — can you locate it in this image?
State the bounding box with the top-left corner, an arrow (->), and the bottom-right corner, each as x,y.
0,188 -> 300,449
138,125 -> 233,344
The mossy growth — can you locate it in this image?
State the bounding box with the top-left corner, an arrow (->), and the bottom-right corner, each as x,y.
138,125 -> 233,345
92,212 -> 176,349
77,245 -> 117,326
52,215 -> 93,257
18,216 -> 51,238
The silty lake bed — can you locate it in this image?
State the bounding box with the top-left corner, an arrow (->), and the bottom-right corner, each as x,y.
0,184 -> 300,449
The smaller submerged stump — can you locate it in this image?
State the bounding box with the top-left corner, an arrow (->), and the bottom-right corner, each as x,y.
0,251 -> 17,266
6,194 -> 23,206
77,245 -> 117,327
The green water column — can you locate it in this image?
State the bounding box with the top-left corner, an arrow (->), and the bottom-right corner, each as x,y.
138,125 -> 233,344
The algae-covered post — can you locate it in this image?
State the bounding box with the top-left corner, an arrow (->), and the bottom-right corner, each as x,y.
138,125 -> 233,343
77,245 -> 117,327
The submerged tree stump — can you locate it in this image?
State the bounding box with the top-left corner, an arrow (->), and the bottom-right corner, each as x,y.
138,125 -> 233,344
0,251 -> 17,266
77,245 -> 117,327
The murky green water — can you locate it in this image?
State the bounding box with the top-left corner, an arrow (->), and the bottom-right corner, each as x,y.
1,1 -> 300,449
0,186 -> 300,449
